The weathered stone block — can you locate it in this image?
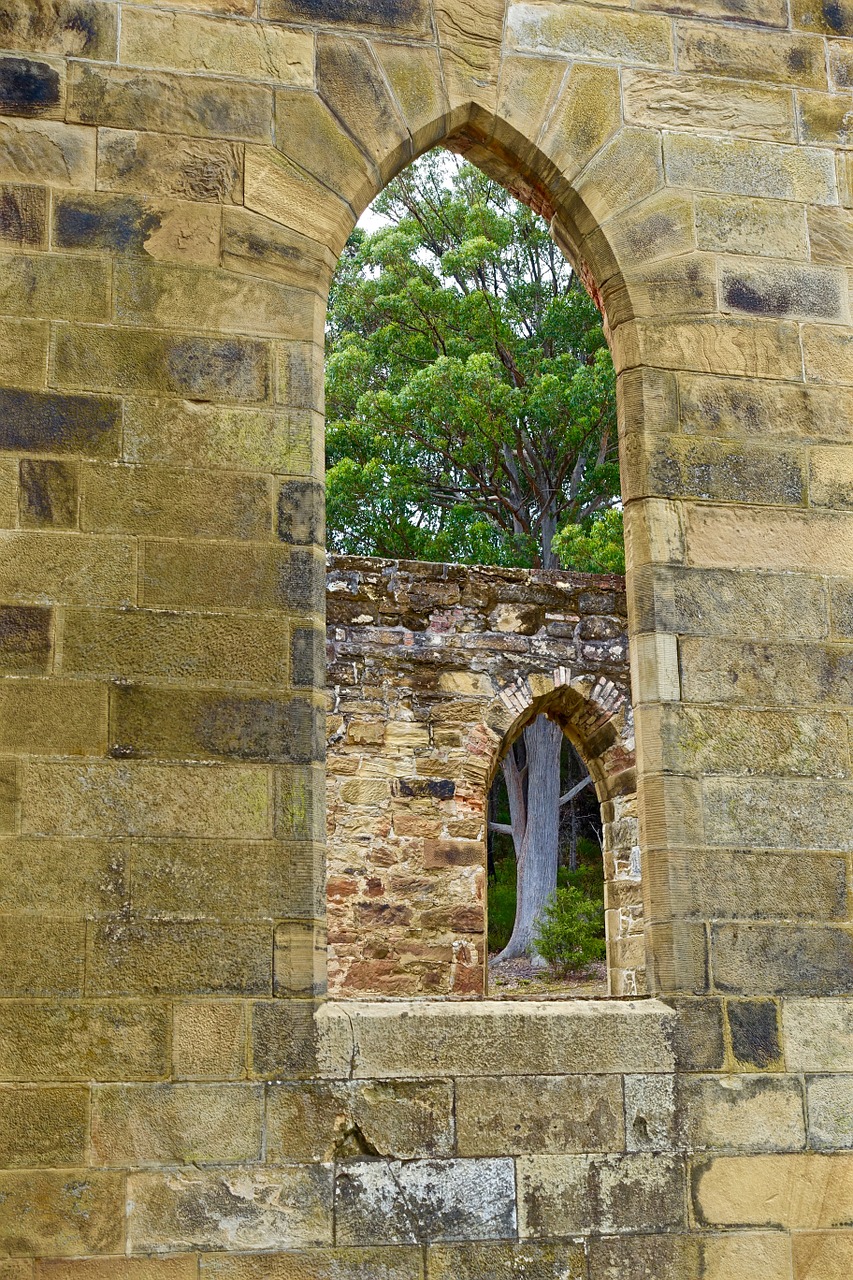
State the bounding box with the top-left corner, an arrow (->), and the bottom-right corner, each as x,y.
518,1152 -> 685,1236
624,434 -> 806,506
0,54 -> 62,119
623,69 -> 795,141
61,608 -> 290,686
639,705 -> 844,778
538,64 -> 621,183
91,1083 -> 263,1166
336,1157 -> 515,1244
686,504 -> 853,575
804,323 -> 853,384
266,1079 -> 454,1161
677,22 -> 826,86
222,207 -> 336,294
54,191 -> 220,266
250,1000 -> 329,1079
22,761 -> 271,839
712,921 -> 853,995
37,1259 -> 198,1279
0,182 -> 46,247
0,999 -> 169,1082
663,133 -> 836,203
694,1152 -> 853,1226
695,194 -> 808,259
0,251 -> 108,322
0,606 -> 51,673
792,0 -> 853,34
67,63 -> 273,142
455,1074 -> 624,1155
199,1247 -> 422,1279
806,1076 -> 853,1149
615,315 -> 803,380
262,0 -> 430,31
792,1231 -> 853,1278
784,1000 -> 853,1071
0,531 -> 135,606
316,34 -> 410,181
291,627 -> 325,689
0,1 -> 117,59
0,389 -> 121,456
0,1085 -> 87,1167
127,1165 -> 333,1253
639,0 -> 786,19
87,920 -> 272,997
120,10 -> 312,84
704,777 -> 853,852
98,129 -> 242,204
0,119 -> 94,188
0,678 -> 105,756
124,399 -> 313,474
682,1074 -> 805,1151
141,540 -> 293,611
81,463 -> 271,540
507,3 -> 673,64
172,1000 -> 245,1082
429,1240 -> 586,1280
624,1074 -> 677,1151
719,259 -> 846,320
19,459 -> 78,529
0,1170 -> 124,1258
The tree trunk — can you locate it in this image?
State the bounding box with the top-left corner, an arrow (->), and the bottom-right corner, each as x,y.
494,715 -> 564,962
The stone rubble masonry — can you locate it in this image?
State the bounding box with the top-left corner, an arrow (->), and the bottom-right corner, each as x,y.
325,555 -> 638,998
0,0 -> 852,1274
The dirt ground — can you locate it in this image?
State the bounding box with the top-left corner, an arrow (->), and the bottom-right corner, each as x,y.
487,955 -> 608,999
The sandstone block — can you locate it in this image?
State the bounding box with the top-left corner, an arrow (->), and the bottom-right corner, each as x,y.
455,1074 -> 624,1156
704,777 -> 853,855
98,129 -> 242,204
435,0 -> 504,110
694,1152 -> 853,1226
199,1247 -> 422,1279
652,850 -> 846,927
275,763 -> 326,843
110,686 -> 323,765
291,626 -> 325,688
623,70 -> 795,141
680,637 -> 853,707
316,34 -> 410,182
36,1259 -> 198,1279
266,1079 -> 454,1161
67,63 -> 273,142
81,463 -> 271,540
22,761 -> 271,839
222,207 -> 337,294
677,372 -> 853,444
54,191 -> 220,267
429,1240 -> 586,1280
669,997 -> 725,1072
0,760 -> 17,834
62,607 -> 290,686
0,119 -> 94,188
127,1165 -> 333,1253
275,87 -> 378,214
336,1157 -> 515,1245
0,607 -> 52,674
0,837 -> 128,916
19,459 -> 78,529
632,564 -> 828,639
806,1075 -> 853,1148
262,0 -> 430,31
695,195 -> 808,259
623,1073 -> 677,1151
518,1152 -> 684,1236
784,1000 -> 853,1071
245,145 -> 353,258
120,10 -> 312,85
677,22 -> 826,87
639,705 -> 843,778
0,999 -> 169,1082
0,54 -> 63,120
55,325 -> 270,402
0,250 -> 108,322
727,999 -> 784,1070
0,1085 -> 87,1167
319,999 -> 676,1077
539,64 -> 621,185
115,259 -> 321,344
804,323 -> 853,386
0,2 -> 117,59
0,321 -> 47,391
701,1232 -> 794,1280
0,389 -> 120,456
809,446 -> 853,509
173,1000 -> 245,1081
682,1074 -> 805,1151
830,38 -> 853,88
250,999 -> 331,1079
712,920 -> 853,996
124,399 -> 313,474
605,191 -> 695,267
639,0 -> 786,19
507,3 -> 672,65
0,530 -> 135,606
91,1082 -> 262,1166
0,183 -> 46,248
615,315 -> 802,380
0,678 -> 105,756
624,433 -> 805,506
375,42 -> 447,153
423,839 -> 482,868
274,919 -> 326,997
719,259 -> 846,321
88,919 -> 272,998
0,1170 -> 124,1258
686,504 -> 853,575
663,134 -> 836,204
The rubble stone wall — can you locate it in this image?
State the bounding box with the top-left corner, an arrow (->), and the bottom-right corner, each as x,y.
326,555 -> 641,998
1,0 -> 853,1275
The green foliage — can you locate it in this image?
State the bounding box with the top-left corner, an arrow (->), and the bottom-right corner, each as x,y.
552,508 -> 625,574
487,853 -> 517,953
326,150 -> 620,568
533,885 -> 606,978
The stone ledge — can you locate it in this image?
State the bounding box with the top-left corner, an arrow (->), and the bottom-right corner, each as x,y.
317,999 -> 676,1078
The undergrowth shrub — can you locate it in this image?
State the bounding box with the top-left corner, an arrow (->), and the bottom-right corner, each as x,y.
533,885 -> 605,977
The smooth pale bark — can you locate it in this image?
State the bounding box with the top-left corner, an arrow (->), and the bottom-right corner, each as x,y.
494,714 -> 564,962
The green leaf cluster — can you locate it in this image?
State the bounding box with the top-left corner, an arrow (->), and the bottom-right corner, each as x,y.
326,150 -> 622,569
533,885 -> 606,977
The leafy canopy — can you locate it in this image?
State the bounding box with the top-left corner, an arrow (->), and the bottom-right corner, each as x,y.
326,150 -> 622,570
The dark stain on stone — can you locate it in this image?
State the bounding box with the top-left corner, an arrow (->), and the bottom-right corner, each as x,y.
823,1 -> 850,33
286,548 -> 325,613
0,605 -> 51,673
0,184 -> 46,247
724,277 -> 792,317
55,193 -> 161,253
0,388 -> 121,455
194,695 -> 324,763
166,337 -> 268,402
291,626 -> 326,689
278,479 -> 325,545
19,458 -> 78,528
272,0 -> 427,28
394,778 -> 455,800
0,56 -> 60,116
727,998 -> 782,1068
787,47 -> 810,73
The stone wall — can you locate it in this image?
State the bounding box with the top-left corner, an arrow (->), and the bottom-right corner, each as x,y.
326,555 -> 641,998
1,0 -> 853,1275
